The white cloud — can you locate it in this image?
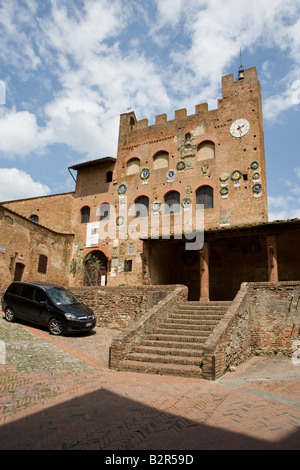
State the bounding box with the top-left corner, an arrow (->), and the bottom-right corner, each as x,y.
40,0 -> 125,64
0,0 -> 41,72
152,0 -> 187,30
268,195 -> 295,209
268,207 -> 300,221
268,167 -> 300,221
0,0 -> 172,158
152,0 -> 300,115
0,168 -> 50,201
40,46 -> 171,156
1,0 -> 300,161
0,108 -> 41,157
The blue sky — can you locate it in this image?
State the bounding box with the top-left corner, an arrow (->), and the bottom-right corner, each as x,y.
0,0 -> 300,221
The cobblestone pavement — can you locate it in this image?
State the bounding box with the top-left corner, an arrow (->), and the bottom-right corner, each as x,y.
0,314 -> 300,451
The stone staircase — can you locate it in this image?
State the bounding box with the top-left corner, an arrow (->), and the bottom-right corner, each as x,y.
118,301 -> 231,378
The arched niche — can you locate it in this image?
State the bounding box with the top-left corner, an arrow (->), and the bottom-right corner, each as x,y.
197,141 -> 215,162
153,151 -> 169,170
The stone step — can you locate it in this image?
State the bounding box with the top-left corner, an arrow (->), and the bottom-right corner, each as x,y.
127,352 -> 203,366
178,303 -> 230,310
133,345 -> 204,357
171,312 -> 225,319
173,309 -> 227,316
154,327 -> 211,337
140,339 -> 204,350
116,300 -> 231,379
119,359 -> 203,378
183,301 -> 231,307
159,321 -> 216,331
147,333 -> 208,343
165,317 -> 222,325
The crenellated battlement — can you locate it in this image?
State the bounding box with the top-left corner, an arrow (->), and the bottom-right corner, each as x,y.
118,67 -> 260,148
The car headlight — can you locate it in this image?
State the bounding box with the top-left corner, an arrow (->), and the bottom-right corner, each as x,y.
65,313 -> 78,321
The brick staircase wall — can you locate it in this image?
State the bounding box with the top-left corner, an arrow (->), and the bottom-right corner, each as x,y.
110,285 -> 189,367
114,301 -> 230,378
110,281 -> 300,381
70,285 -> 177,330
203,281 -> 300,380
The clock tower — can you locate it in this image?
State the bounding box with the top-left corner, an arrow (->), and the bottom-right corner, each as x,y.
115,66 -> 268,230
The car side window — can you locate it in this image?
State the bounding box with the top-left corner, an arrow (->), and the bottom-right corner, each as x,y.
19,285 -> 34,300
7,284 -> 21,295
33,288 -> 47,303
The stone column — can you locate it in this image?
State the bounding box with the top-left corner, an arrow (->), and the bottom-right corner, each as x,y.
141,241 -> 151,285
267,234 -> 278,282
200,241 -> 210,301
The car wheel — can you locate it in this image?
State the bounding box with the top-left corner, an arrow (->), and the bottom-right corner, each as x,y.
48,318 -> 64,336
5,307 -> 16,323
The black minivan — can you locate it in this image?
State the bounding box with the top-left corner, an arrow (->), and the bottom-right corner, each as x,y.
1,281 -> 96,335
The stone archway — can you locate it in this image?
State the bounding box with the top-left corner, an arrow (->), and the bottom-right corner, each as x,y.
83,250 -> 108,286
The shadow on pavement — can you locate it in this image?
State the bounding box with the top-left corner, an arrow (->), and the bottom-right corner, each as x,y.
0,387 -> 299,450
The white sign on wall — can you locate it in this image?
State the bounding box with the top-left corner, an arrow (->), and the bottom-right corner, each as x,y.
86,222 -> 100,248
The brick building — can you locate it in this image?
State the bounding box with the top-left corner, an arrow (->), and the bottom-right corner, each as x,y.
1,67 -> 300,300
0,205 -> 73,288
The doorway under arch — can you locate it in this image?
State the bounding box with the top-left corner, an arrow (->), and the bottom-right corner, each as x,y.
83,250 -> 108,286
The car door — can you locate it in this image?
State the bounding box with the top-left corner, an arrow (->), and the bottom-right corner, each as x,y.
3,283 -> 22,313
32,288 -> 51,326
17,285 -> 41,322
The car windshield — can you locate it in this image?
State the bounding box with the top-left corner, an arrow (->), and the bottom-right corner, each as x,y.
48,287 -> 80,306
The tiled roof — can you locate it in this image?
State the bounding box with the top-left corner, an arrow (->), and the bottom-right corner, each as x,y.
68,157 -> 116,170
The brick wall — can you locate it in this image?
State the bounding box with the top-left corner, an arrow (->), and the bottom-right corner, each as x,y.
109,285 -> 188,366
70,285 -> 176,330
249,282 -> 300,354
0,206 -> 73,290
3,192 -> 75,234
202,281 -> 300,380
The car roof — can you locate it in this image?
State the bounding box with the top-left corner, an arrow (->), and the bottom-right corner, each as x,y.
11,281 -> 65,290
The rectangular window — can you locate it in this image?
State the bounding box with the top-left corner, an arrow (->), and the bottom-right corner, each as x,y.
7,283 -> 21,295
38,255 -> 48,274
124,260 -> 133,273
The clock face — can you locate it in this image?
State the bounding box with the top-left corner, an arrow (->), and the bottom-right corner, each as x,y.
230,119 -> 250,138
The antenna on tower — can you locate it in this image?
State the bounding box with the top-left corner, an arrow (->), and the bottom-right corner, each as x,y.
237,48 -> 245,80
127,93 -> 132,112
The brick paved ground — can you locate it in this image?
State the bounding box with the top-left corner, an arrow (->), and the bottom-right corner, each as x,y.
0,314 -> 300,451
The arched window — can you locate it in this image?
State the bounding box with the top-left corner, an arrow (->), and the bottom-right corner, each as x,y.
81,206 -> 90,224
99,203 -> 110,221
164,191 -> 180,214
197,141 -> 215,161
130,116 -> 136,131
30,214 -> 39,223
135,196 -> 149,218
127,158 -> 140,175
196,186 -> 214,209
153,151 -> 169,170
